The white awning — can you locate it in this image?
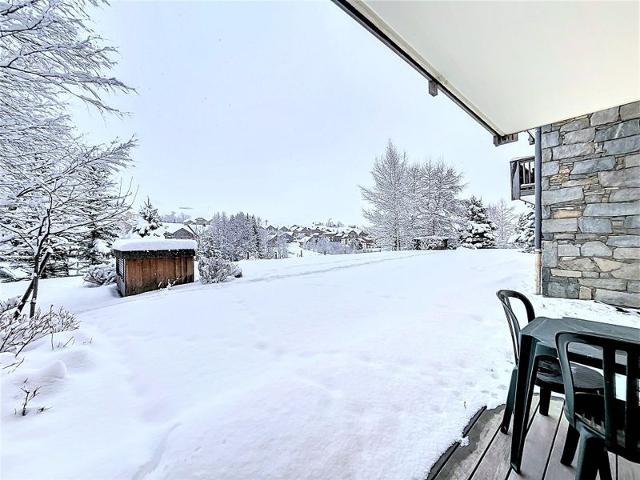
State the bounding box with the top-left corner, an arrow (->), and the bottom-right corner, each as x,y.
335,1 -> 640,139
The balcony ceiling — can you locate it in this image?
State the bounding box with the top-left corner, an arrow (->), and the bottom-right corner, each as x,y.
336,1 -> 640,137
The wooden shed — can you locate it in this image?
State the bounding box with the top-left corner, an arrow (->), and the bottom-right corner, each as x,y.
112,239 -> 196,297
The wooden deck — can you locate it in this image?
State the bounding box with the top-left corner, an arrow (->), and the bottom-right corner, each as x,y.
426,394 -> 640,480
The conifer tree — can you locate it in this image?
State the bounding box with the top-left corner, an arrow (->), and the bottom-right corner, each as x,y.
460,196 -> 496,249
133,198 -> 163,238
510,205 -> 535,252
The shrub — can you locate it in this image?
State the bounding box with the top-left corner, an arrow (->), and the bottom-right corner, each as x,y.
83,264 -> 116,286
1,306 -> 79,355
198,256 -> 242,284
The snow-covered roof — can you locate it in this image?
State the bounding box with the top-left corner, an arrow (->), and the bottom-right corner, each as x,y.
161,222 -> 193,235
112,239 -> 197,252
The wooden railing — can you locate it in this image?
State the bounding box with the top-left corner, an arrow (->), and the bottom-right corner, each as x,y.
510,156 -> 535,201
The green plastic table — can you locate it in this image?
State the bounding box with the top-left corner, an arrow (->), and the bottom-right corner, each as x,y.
510,316 -> 640,472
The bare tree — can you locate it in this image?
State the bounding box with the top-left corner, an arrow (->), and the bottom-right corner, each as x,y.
487,199 -> 517,247
0,0 -> 135,316
361,141 -> 410,250
1,139 -> 135,317
361,143 -> 464,249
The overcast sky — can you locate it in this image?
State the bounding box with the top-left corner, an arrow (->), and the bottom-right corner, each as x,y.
74,0 -> 533,226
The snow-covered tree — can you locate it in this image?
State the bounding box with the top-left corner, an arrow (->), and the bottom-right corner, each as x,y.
487,199 -> 517,247
198,211 -> 270,262
0,140 -> 135,316
160,211 -> 191,223
361,141 -> 410,250
0,0 -> 135,317
81,166 -> 131,266
133,198 -> 163,238
510,205 -> 535,252
306,238 -> 354,255
460,196 -> 497,249
361,142 -> 464,249
415,160 -> 464,238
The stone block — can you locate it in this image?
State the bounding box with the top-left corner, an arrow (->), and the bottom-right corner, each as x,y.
626,153 -> 640,167
620,101 -> 640,121
576,233 -> 601,241
624,216 -> 640,229
584,194 -> 604,204
560,257 -> 597,271
571,157 -> 615,175
564,127 -> 595,144
551,269 -> 582,277
542,131 -> 560,148
552,208 -> 581,219
611,263 -> 640,280
594,258 -> 624,271
609,188 -> 640,202
546,281 -> 579,299
583,271 -> 599,278
542,186 -> 583,205
583,201 -> 640,217
579,278 -> 627,290
542,161 -> 559,176
543,218 -> 578,233
598,167 -> 640,187
553,143 -> 594,160
590,106 -> 620,126
594,289 -> 640,308
558,244 -> 580,256
628,281 -> 640,293
603,135 -> 640,155
542,149 -> 552,162
579,286 -> 592,300
613,247 -> 640,259
542,241 -> 558,268
563,179 -> 596,187
578,217 -> 612,233
581,241 -> 612,257
560,118 -> 589,132
607,235 -> 640,247
594,120 -> 640,142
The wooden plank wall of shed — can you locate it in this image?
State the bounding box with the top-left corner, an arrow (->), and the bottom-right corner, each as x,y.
123,256 -> 194,296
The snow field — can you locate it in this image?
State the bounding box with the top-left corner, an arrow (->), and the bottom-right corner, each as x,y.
1,250 -> 637,480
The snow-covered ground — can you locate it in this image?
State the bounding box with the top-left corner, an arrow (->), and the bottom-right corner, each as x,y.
1,250 -> 637,480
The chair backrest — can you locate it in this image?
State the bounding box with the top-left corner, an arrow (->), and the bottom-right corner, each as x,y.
556,332 -> 639,458
496,290 -> 535,364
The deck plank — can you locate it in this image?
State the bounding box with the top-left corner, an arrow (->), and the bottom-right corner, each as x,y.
543,408 -> 576,480
469,396 -> 540,480
431,405 -> 505,480
507,396 -> 563,480
428,393 -> 640,480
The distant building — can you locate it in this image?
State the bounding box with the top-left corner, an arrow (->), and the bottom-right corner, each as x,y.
164,227 -> 196,240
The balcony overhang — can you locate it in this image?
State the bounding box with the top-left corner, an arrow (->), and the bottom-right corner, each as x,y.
334,1 -> 640,143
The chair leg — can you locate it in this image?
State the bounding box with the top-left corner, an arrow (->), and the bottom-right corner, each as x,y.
539,386 -> 551,416
575,431 -> 601,480
598,447 -> 612,480
561,424 -> 579,466
500,367 -> 517,434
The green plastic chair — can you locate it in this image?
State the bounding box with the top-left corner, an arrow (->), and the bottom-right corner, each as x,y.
496,290 -> 603,433
556,332 -> 639,480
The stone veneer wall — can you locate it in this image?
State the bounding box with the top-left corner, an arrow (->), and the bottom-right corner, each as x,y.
541,101 -> 640,308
